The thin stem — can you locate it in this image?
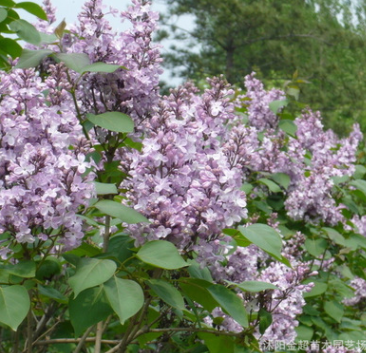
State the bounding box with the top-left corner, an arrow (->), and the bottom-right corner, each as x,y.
35,338 -> 119,346
26,304 -> 33,353
103,215 -> 111,252
94,321 -> 104,353
73,326 -> 95,353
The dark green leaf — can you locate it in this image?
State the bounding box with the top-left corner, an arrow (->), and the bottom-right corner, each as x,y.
94,200 -> 149,224
147,279 -> 185,310
198,333 -> 235,353
187,259 -> 213,281
0,8 -> 7,23
304,238 -> 328,258
104,277 -> 144,324
0,285 -> 30,331
0,38 -> 22,58
15,2 -> 48,21
86,112 -> 134,133
350,180 -> 366,198
39,32 -> 58,44
207,284 -> 248,327
269,99 -> 288,114
137,240 -> 189,270
238,224 -> 284,263
8,19 -> 40,45
54,52 -> 90,73
0,0 -> 15,6
229,280 -> 279,292
81,62 -> 126,74
324,300 -> 344,323
271,173 -> 290,190
179,278 -> 218,312
94,181 -> 118,195
38,284 -> 67,303
295,325 -> 314,341
303,282 -> 328,298
15,49 -> 52,69
322,227 -> 346,246
105,235 -> 134,263
258,178 -> 282,193
69,286 -> 113,336
68,258 -> 117,297
259,308 -> 272,334
279,119 -> 297,136
0,260 -> 35,278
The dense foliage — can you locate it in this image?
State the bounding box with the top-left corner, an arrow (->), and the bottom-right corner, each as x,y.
0,0 -> 365,352
159,0 -> 366,134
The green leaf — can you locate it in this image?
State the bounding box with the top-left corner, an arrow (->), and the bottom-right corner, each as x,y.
303,282 -> 328,298
279,119 -> 297,136
94,181 -> 118,195
207,284 -> 248,328
198,333 -> 235,353
0,0 -> 15,6
105,235 -> 134,263
54,52 -> 90,73
350,180 -> 366,198
304,238 -> 328,258
0,285 -> 30,331
0,38 -> 22,58
36,257 -> 61,280
104,277 -> 144,324
38,284 -> 67,303
69,286 -> 113,336
8,19 -> 40,45
68,258 -> 116,297
39,32 -> 58,44
54,19 -> 66,39
94,200 -> 149,224
258,178 -> 282,193
15,2 -> 48,21
295,325 -> 314,341
229,280 -> 279,292
179,278 -> 218,312
147,279 -> 185,310
271,173 -> 291,190
322,227 -> 346,246
238,224 -> 283,262
187,259 -> 213,281
137,240 -> 189,270
0,8 -> 7,23
269,99 -> 288,114
80,62 -> 126,74
324,300 -> 344,323
259,308 -> 272,334
0,260 -> 35,278
15,49 -> 52,69
86,112 -> 134,133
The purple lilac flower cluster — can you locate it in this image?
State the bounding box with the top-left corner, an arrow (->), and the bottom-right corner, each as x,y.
125,79 -> 247,249
0,67 -> 94,255
65,0 -> 162,130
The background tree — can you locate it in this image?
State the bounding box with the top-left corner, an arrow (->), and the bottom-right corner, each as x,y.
159,0 -> 366,134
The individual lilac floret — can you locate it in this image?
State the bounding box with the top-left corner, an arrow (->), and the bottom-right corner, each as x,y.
0,68 -> 94,252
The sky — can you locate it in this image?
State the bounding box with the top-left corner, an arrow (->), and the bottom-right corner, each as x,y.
19,0 -> 191,85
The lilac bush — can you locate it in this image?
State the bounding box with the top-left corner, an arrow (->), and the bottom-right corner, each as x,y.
0,0 -> 364,352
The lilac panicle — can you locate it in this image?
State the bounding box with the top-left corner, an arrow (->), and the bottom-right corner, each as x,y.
125,78 -> 247,249
0,67 -> 94,253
